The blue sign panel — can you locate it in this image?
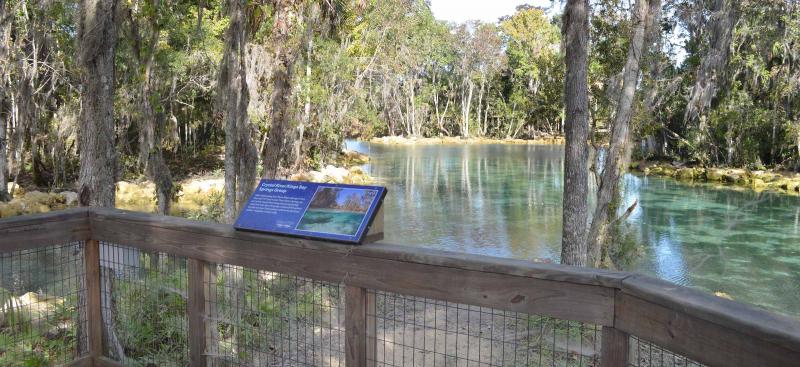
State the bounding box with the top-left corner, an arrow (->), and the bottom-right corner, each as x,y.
234,179 -> 387,244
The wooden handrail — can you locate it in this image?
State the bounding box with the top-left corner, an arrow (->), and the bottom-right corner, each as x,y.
1,208 -> 799,366
88,207 -> 616,325
0,207 -> 91,252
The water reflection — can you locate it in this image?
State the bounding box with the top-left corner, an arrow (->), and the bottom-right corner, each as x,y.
348,141 -> 800,318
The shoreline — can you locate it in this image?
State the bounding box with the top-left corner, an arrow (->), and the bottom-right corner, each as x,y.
631,161 -> 800,196
369,135 -> 565,145
0,152 -> 376,218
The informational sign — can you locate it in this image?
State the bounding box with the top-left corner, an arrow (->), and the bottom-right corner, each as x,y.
234,179 -> 387,244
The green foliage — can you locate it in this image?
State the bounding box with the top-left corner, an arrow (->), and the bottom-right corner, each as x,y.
500,6 -> 563,137
606,222 -> 644,270
0,293 -> 80,367
113,267 -> 189,366
184,189 -> 225,222
645,0 -> 800,169
502,7 -> 560,89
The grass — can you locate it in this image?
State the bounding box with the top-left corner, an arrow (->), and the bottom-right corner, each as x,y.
112,261 -> 189,366
0,295 -> 79,367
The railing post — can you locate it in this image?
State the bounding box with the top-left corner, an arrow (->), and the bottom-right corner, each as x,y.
188,258 -> 211,367
601,326 -> 630,367
345,285 -> 368,367
365,290 -> 376,366
84,239 -> 104,358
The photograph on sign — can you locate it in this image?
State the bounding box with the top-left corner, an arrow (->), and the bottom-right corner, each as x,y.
297,187 -> 378,236
234,179 -> 386,244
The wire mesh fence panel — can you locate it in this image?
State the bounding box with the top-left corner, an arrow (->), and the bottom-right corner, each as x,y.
367,290 -> 601,367
0,242 -> 87,366
628,336 -> 704,367
204,265 -> 345,367
100,242 -> 189,366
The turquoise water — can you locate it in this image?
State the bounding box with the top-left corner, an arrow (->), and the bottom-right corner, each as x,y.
297,209 -> 366,236
346,141 -> 800,318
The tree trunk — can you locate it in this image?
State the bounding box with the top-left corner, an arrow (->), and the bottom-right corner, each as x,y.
223,104 -> 238,225
133,8 -> 173,216
147,118 -> 173,215
641,0 -> 665,160
405,87 -> 412,136
796,130 -> 800,171
462,80 -> 474,137
263,0 -> 299,179
560,0 -> 590,267
100,267 -> 126,360
410,79 -> 418,136
476,78 -> 485,136
10,16 -> 35,194
433,71 -> 441,134
0,0 -> 9,202
293,36 -> 312,169
587,0 -> 658,268
263,65 -> 291,178
215,4 -> 256,364
77,0 -> 124,359
440,98 -> 451,135
0,110 -> 7,202
77,0 -> 117,208
236,123 -> 258,210
220,0 -> 257,223
683,0 -> 737,163
482,85 -> 491,136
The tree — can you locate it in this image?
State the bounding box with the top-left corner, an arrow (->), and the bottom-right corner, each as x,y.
263,0 -> 344,177
77,0 -> 118,208
683,0 -> 738,163
500,6 -> 563,137
0,0 -> 10,201
560,0 -> 591,267
472,23 -> 505,136
262,0 -> 301,179
220,0 -> 258,224
124,0 -> 174,215
454,23 -> 477,137
77,0 -> 127,359
587,0 -> 660,267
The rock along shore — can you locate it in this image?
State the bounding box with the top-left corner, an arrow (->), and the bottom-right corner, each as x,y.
631,161 -> 800,196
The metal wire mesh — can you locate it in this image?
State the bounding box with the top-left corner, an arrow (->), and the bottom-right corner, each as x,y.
367,289 -> 601,367
204,264 -> 345,367
28,241 -> 707,367
99,242 -> 189,365
0,242 -> 87,366
628,336 -> 704,367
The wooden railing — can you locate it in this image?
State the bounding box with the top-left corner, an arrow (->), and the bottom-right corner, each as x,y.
1,207 -> 799,366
